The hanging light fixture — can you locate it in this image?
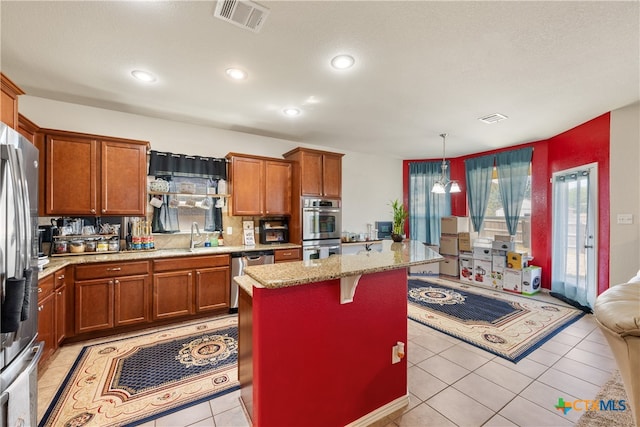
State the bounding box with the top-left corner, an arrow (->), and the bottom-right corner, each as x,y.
431,133 -> 461,194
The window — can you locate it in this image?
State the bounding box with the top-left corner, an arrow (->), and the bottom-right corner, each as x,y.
478,167 -> 531,252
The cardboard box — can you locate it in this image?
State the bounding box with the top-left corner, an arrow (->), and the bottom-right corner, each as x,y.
409,262 -> 440,277
490,269 -> 504,289
458,231 -> 478,252
521,266 -> 542,295
492,250 -> 507,270
473,245 -> 492,261
494,235 -> 515,242
472,259 -> 492,286
440,255 -> 459,277
492,240 -> 515,251
507,251 -> 528,270
440,216 -> 469,235
439,234 -> 459,256
503,268 -> 522,293
459,255 -> 474,283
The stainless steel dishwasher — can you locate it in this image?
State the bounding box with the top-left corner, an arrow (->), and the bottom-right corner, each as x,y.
230,250 -> 274,312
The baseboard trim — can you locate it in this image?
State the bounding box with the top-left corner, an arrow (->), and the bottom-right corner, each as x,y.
345,394 -> 410,427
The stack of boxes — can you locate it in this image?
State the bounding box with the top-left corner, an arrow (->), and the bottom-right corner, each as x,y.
438,216 -> 469,278
437,216 -> 542,295
409,244 -> 440,276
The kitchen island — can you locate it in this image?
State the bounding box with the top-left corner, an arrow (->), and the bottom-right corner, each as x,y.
235,240 -> 442,427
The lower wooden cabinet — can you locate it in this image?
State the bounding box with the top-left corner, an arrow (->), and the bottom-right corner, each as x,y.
75,261 -> 150,334
153,255 -> 230,321
38,267 -> 68,367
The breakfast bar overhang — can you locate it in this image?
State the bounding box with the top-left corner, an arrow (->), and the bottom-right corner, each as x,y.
235,240 -> 443,427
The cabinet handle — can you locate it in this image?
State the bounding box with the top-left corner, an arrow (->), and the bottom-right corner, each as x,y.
57,291 -> 62,296
282,252 -> 292,256
38,287 -> 42,293
58,275 -> 65,280
188,272 -> 192,277
106,267 -> 121,271
109,280 -> 114,285
102,209 -> 106,214
196,271 -> 200,276
90,209 -> 96,214
115,280 -> 120,285
38,305 -> 43,311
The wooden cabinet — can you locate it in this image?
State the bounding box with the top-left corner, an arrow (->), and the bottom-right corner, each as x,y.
75,261 -> 150,334
283,148 -> 343,198
38,267 -> 68,367
274,248 -> 301,263
227,153 -> 292,216
153,255 -> 230,321
17,115 -> 45,215
1,73 -> 24,129
43,129 -> 148,216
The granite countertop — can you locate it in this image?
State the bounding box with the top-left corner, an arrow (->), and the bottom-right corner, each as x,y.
38,243 -> 300,279
341,239 -> 383,246
239,240 -> 442,292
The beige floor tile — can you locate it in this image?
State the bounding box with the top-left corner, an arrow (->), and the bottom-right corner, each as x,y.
410,333 -> 457,354
525,347 -> 563,367
416,354 -> 470,384
563,347 -> 618,371
393,402 -> 457,427
452,372 -> 516,412
584,327 -> 608,343
493,356 -> 547,379
186,417 -> 215,427
154,401 -> 213,427
406,341 -> 435,365
213,405 -> 250,427
574,337 -> 614,358
208,389 -> 243,415
498,396 -> 574,426
537,368 -> 601,399
474,360 -> 534,394
551,357 -> 613,387
426,386 -> 495,426
538,338 -> 573,356
407,365 -> 448,401
439,342 -> 493,370
519,380 -> 582,424
483,413 -> 518,426
549,332 -> 582,347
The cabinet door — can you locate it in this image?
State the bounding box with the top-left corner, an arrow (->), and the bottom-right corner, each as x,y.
46,136 -> 98,215
230,156 -> 264,215
101,140 -> 147,216
115,275 -> 150,326
54,280 -> 66,346
264,160 -> 292,215
76,278 -> 114,333
153,271 -> 194,320
195,267 -> 230,313
274,248 -> 301,263
300,151 -> 323,196
322,154 -> 342,198
1,73 -> 23,129
37,276 -> 56,366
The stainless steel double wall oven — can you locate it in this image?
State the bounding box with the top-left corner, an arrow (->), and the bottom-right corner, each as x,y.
301,197 -> 341,260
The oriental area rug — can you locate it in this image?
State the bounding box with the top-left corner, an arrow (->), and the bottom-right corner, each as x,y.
407,277 -> 585,362
39,315 -> 239,427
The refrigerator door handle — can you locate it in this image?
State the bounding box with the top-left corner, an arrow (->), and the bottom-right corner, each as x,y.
4,145 -> 28,276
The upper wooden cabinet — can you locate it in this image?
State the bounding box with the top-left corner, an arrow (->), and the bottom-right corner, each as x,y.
43,129 -> 149,216
1,73 -> 24,129
226,153 -> 292,216
283,148 -> 343,198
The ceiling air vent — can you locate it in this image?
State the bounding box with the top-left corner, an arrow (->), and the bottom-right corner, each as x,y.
214,0 -> 270,33
478,113 -> 509,124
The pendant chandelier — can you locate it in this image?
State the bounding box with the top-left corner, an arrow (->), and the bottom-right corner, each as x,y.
431,133 -> 461,194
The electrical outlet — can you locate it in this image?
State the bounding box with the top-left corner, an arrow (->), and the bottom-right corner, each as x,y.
227,226 -> 233,235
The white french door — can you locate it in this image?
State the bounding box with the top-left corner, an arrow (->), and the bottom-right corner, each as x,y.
551,163 -> 598,309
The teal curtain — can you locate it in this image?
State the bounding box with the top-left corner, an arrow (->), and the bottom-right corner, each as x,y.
464,154 -> 495,232
409,161 -> 450,245
496,147 -> 533,235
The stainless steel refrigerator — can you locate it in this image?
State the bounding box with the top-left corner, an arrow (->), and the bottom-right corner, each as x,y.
0,121 -> 43,427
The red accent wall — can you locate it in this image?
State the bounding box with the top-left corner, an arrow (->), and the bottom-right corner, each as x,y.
403,113 -> 611,293
251,268 -> 408,426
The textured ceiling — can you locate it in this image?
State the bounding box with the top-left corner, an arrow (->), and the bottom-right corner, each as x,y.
1,1 -> 638,159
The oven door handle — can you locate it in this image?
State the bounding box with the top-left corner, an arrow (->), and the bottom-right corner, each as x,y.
303,208 -> 341,214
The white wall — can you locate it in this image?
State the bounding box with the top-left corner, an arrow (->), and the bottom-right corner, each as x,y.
20,96 -> 403,235
609,102 -> 640,285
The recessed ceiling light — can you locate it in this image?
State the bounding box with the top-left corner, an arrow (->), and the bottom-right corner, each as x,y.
131,70 -> 156,83
283,108 -> 301,117
226,68 -> 248,80
331,54 -> 355,70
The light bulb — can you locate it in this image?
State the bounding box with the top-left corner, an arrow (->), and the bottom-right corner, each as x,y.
450,181 -> 461,193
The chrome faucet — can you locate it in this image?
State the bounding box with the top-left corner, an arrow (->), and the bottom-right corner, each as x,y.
190,222 -> 203,250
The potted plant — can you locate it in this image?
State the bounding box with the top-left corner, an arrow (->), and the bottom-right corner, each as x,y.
390,199 -> 408,242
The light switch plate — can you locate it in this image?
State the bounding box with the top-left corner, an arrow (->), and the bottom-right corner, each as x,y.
617,214 -> 633,225
227,226 -> 233,235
